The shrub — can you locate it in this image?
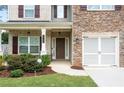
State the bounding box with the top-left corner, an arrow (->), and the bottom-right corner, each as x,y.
20,54 -> 37,64
0,66 -> 6,71
0,56 -> 4,66
10,69 -> 24,77
22,58 -> 42,72
7,55 -> 22,70
41,55 -> 51,67
5,54 -> 43,72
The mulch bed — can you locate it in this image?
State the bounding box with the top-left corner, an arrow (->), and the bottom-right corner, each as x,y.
24,67 -> 56,77
71,66 -> 84,70
0,67 -> 56,78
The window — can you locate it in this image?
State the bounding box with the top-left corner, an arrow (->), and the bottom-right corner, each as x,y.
57,5 -> 64,18
24,5 -> 34,18
101,5 -> 114,10
19,37 -> 28,53
19,36 -> 40,54
87,5 -> 114,11
30,36 -> 40,53
87,5 -> 100,10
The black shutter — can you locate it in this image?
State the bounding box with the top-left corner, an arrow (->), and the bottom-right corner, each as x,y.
54,5 -> 57,18
40,36 -> 41,51
80,5 -> 87,11
12,36 -> 18,54
18,5 -> 24,18
115,5 -> 122,11
64,5 -> 67,18
35,5 -> 40,18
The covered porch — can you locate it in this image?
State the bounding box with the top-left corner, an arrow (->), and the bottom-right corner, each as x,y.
0,22 -> 72,61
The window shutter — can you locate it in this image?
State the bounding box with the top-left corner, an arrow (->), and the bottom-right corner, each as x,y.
12,36 -> 18,54
18,5 -> 24,18
40,36 -> 42,51
80,5 -> 87,11
35,5 -> 40,18
115,5 -> 122,11
64,5 -> 67,18
54,5 -> 57,18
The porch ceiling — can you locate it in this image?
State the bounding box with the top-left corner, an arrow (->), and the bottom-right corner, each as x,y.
0,22 -> 72,30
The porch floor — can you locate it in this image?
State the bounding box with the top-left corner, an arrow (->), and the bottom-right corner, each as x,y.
49,61 -> 88,76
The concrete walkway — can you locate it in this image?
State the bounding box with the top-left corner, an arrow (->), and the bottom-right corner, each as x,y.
49,61 -> 88,76
85,67 -> 124,87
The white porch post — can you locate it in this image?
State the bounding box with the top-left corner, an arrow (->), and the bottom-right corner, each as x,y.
0,30 -> 3,55
41,28 -> 47,55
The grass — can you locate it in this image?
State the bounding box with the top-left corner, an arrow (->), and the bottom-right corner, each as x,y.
0,74 -> 97,87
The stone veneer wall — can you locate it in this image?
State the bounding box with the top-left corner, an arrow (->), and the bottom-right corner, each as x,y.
72,5 -> 124,67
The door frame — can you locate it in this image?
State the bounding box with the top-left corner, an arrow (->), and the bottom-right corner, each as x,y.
82,32 -> 119,67
52,37 -> 69,60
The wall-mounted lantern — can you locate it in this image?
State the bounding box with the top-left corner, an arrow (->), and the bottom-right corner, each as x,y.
74,37 -> 81,44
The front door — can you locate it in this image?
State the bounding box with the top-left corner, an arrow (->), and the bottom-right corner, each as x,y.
56,38 -> 65,59
13,36 -> 18,54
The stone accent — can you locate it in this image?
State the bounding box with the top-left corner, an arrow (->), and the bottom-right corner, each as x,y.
120,31 -> 124,67
72,5 -> 124,67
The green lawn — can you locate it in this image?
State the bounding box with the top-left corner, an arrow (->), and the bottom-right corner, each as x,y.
0,74 -> 97,87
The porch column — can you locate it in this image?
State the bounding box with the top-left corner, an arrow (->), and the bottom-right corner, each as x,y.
41,28 -> 47,55
0,30 -> 3,55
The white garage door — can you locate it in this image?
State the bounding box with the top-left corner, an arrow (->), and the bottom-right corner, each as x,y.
83,36 -> 118,66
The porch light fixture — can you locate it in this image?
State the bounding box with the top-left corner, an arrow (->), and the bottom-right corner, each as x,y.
58,32 -> 61,35
27,31 -> 30,35
74,37 -> 81,44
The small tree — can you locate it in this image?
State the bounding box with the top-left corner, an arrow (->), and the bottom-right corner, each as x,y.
2,32 -> 8,44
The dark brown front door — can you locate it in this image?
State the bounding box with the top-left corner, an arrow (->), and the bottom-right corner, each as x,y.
56,38 -> 65,59
12,36 -> 18,54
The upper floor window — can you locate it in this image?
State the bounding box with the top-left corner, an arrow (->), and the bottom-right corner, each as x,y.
24,5 -> 35,18
57,5 -> 64,18
87,5 -> 115,11
54,5 -> 67,18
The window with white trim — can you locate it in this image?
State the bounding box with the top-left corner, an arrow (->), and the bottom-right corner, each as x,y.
30,36 -> 40,53
57,5 -> 64,18
24,5 -> 35,18
19,36 -> 40,54
19,37 -> 28,53
87,5 -> 115,11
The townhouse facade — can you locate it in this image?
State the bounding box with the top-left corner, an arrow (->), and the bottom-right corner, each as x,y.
0,5 -> 124,67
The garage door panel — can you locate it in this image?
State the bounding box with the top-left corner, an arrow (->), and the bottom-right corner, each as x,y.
83,36 -> 117,66
101,38 -> 115,53
84,38 -> 98,53
101,55 -> 115,65
84,55 -> 98,65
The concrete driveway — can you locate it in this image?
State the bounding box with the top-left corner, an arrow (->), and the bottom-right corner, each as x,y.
85,67 -> 124,87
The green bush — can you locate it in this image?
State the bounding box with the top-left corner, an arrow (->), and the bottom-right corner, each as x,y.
20,54 -> 42,72
20,54 -> 37,64
0,66 -> 5,71
7,55 -> 22,70
0,56 -> 4,66
41,55 -> 51,67
10,69 -> 24,77
5,54 -> 50,72
22,58 -> 42,72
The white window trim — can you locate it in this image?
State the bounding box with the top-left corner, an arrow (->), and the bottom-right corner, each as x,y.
65,37 -> 69,60
24,5 -> 35,18
87,5 -> 115,11
18,36 -> 40,55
